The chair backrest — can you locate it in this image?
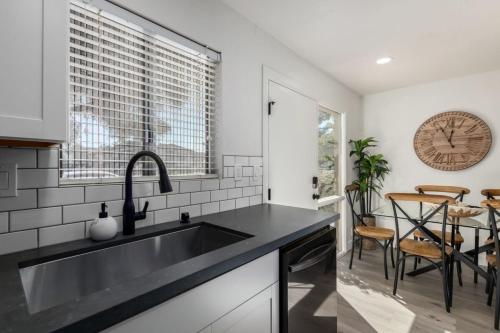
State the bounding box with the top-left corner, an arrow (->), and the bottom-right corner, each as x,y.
415,185 -> 470,201
482,200 -> 500,268
385,192 -> 456,256
345,184 -> 363,232
481,189 -> 500,200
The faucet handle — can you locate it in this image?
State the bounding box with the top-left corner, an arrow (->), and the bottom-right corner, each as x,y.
142,200 -> 149,213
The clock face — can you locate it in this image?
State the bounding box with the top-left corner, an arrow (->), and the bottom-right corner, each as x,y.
414,111 -> 492,171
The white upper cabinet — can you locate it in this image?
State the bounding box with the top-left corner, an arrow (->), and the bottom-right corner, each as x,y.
0,0 -> 68,143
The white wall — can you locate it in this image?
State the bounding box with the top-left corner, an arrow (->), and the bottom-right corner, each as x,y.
114,0 -> 362,159
363,69 -> 500,253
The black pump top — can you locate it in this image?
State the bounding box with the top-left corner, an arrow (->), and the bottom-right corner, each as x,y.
99,203 -> 108,218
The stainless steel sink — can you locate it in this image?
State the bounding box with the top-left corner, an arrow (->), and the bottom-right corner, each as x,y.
19,223 -> 251,314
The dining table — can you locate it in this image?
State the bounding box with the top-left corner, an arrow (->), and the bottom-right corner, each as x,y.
372,201 -> 495,282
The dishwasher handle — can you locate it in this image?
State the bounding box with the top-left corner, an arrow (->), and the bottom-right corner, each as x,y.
288,241 -> 335,273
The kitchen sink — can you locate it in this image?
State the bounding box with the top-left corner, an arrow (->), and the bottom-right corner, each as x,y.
19,223 -> 252,314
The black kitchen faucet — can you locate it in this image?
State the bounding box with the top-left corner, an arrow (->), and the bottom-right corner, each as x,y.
123,151 -> 172,235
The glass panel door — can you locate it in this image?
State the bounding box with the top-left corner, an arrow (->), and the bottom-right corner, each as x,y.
318,107 -> 342,201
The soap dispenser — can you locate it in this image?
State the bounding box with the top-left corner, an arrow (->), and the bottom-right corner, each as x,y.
89,203 -> 118,241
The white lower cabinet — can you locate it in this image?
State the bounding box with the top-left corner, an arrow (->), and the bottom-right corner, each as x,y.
105,251 -> 279,333
210,283 -> 279,333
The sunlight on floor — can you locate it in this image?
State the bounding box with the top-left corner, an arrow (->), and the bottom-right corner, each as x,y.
338,280 -> 416,333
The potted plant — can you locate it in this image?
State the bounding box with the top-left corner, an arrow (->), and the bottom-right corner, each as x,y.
349,137 -> 390,250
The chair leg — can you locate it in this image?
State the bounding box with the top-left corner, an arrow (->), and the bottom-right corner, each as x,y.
349,235 -> 356,270
390,240 -> 395,268
487,265 -> 493,295
393,248 -> 401,295
456,244 -> 463,287
358,237 -> 363,260
449,254 -> 454,307
400,252 -> 406,281
487,267 -> 494,306
442,257 -> 450,313
413,237 -> 418,271
383,240 -> 388,280
495,270 -> 500,330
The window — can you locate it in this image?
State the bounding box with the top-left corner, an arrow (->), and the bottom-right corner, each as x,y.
61,1 -> 219,183
318,107 -> 342,198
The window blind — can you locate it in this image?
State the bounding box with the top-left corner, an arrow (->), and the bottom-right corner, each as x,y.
61,1 -> 218,182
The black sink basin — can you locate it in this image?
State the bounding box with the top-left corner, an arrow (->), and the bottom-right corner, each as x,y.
19,223 -> 252,314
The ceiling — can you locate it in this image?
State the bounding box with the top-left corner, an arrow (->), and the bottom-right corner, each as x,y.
221,0 -> 500,95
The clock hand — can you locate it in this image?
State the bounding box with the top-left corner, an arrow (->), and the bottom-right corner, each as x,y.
448,129 -> 455,148
438,125 -> 454,147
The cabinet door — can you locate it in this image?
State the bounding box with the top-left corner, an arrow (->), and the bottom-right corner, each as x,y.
212,283 -> 279,333
0,0 -> 68,143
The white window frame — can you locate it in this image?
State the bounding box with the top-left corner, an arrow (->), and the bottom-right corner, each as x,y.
61,0 -> 221,185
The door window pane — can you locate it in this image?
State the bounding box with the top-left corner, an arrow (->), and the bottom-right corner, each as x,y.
318,108 -> 341,198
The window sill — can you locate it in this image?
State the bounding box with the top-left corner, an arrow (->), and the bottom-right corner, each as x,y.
59,174 -> 219,186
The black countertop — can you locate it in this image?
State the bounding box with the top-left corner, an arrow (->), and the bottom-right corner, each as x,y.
0,204 -> 337,333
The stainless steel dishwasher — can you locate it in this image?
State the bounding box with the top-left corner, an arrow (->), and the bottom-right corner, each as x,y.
280,226 -> 336,333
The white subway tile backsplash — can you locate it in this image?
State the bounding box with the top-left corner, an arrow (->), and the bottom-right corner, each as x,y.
227,187 -> 243,199
155,208 -> 179,224
223,167 -> 234,178
235,156 -> 249,165
0,149 -> 262,255
126,182 -> 154,198
242,186 -> 256,197
0,213 -> 8,233
85,185 -> 123,202
11,207 -> 61,231
18,169 -> 59,189
236,197 -> 250,209
191,191 -> 210,204
179,180 -> 201,193
211,189 -> 227,202
242,167 -> 253,177
201,179 -> 219,191
249,195 -> 263,206
139,196 -> 166,211
0,230 -> 37,255
220,178 -> 235,189
180,204 -> 201,218
37,149 -> 59,168
63,200 -> 123,224
235,177 -> 250,187
39,187 -> 84,207
256,186 -> 263,194
154,181 -> 179,195
201,202 -> 219,215
220,199 -> 235,212
249,156 -> 263,166
0,148 -> 36,168
223,155 -> 235,166
0,190 -> 37,212
39,222 -> 85,247
249,177 -> 263,186
167,193 -> 190,208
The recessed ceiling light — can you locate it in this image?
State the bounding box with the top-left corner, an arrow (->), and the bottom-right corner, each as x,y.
376,57 -> 393,65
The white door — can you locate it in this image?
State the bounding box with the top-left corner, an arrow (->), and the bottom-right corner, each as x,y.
267,81 -> 319,210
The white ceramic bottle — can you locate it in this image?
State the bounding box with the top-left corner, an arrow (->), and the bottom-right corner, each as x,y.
89,203 -> 118,241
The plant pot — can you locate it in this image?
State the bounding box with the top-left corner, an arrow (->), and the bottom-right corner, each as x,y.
362,215 -> 377,250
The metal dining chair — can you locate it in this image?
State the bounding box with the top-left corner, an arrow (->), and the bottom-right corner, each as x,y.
484,200 -> 500,330
482,189 -> 500,287
413,185 -> 469,286
345,184 -> 395,280
385,192 -> 456,312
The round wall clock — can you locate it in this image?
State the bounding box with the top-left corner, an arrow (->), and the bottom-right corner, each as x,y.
414,111 -> 492,171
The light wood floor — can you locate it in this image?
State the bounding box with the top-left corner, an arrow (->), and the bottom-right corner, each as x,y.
337,246 -> 497,333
